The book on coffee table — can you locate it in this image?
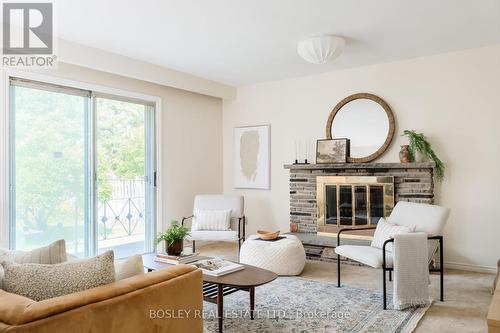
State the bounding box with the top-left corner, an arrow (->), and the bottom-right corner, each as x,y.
190,258 -> 244,277
154,252 -> 201,265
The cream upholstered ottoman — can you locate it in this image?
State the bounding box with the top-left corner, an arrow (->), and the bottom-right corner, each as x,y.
239,234 -> 306,276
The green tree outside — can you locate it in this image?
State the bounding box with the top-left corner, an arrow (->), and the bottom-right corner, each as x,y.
13,86 -> 146,253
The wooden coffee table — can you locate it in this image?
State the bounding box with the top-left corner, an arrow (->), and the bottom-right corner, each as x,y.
143,254 -> 277,333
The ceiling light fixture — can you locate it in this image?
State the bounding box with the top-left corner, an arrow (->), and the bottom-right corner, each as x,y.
297,35 -> 345,64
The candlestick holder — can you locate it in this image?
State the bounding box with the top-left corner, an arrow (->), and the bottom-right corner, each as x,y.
293,159 -> 310,165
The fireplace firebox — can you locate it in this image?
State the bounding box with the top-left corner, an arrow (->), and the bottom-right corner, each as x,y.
316,176 -> 394,235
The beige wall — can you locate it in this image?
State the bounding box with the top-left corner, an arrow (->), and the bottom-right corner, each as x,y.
223,45 -> 500,272
0,63 -> 223,245
58,39 -> 236,100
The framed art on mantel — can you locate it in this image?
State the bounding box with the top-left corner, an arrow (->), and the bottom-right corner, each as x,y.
234,125 -> 270,189
316,138 -> 350,164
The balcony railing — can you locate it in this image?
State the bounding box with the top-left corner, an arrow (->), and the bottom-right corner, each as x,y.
98,178 -> 145,241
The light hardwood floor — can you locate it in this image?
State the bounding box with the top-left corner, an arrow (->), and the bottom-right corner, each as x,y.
195,241 -> 493,333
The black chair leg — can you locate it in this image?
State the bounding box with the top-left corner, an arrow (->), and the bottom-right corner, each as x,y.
439,236 -> 444,301
389,270 -> 392,281
383,268 -> 387,310
238,239 -> 242,262
440,267 -> 444,301
337,254 -> 341,287
192,240 -> 196,253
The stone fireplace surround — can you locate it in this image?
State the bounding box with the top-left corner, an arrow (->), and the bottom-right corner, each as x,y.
284,162 -> 435,261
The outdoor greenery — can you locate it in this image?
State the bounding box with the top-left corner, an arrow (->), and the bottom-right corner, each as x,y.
402,130 -> 445,181
13,86 -> 146,252
14,86 -> 86,248
156,221 -> 190,246
96,98 -> 145,201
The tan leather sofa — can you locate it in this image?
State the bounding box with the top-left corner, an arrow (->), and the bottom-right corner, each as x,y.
0,265 -> 203,333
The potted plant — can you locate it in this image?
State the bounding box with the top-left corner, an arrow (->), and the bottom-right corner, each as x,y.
402,130 -> 445,181
156,221 -> 189,255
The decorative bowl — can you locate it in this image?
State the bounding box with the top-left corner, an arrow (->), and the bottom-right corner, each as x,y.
257,230 -> 280,240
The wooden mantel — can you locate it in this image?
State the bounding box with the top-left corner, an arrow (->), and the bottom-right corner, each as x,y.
284,162 -> 435,170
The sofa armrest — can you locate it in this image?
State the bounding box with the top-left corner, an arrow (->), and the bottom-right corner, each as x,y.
0,291 -> 34,324
0,264 -> 202,332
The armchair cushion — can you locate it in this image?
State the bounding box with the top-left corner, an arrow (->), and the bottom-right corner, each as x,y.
193,195 -> 244,231
192,208 -> 231,231
388,201 -> 450,235
187,230 -> 239,241
193,195 -> 243,218
335,245 -> 394,269
370,218 -> 414,252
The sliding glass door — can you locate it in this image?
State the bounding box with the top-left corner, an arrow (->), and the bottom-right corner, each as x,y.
95,96 -> 155,258
10,83 -> 90,255
9,78 -> 156,258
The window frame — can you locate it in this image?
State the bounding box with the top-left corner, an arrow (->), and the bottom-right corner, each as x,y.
1,70 -> 162,255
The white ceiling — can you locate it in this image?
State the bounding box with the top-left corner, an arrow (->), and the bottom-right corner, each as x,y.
58,0 -> 500,86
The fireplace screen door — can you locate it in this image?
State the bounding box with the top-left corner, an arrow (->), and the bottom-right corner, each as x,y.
317,176 -> 394,234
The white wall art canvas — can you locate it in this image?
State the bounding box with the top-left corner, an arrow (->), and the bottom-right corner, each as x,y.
234,125 -> 270,189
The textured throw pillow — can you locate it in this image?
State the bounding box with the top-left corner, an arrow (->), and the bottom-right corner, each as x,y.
67,253 -> 144,281
371,218 -> 414,252
0,239 -> 67,264
191,209 -> 232,231
115,255 -> 144,281
1,251 -> 115,301
0,239 -> 67,290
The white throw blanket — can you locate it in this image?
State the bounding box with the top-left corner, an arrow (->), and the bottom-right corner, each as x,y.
393,232 -> 430,310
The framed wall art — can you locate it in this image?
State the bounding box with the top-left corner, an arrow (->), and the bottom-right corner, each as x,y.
233,125 -> 270,189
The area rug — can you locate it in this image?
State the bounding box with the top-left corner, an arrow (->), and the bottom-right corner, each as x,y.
203,277 -> 430,333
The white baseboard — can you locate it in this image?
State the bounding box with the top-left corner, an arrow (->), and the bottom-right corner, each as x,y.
445,261 -> 496,274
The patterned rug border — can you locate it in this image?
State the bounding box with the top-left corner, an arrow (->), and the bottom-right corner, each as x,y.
203,276 -> 432,333
396,303 -> 432,333
291,276 -> 432,333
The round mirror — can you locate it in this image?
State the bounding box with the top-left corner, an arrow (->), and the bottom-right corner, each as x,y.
326,93 -> 395,162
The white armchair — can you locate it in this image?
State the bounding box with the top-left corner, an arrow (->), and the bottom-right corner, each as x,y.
182,195 -> 245,255
335,201 -> 450,309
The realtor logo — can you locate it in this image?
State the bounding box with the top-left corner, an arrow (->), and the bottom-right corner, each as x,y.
1,1 -> 56,67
